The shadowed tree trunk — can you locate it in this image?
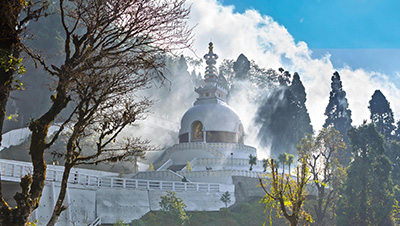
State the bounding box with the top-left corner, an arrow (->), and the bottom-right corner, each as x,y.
0,1 -> 48,225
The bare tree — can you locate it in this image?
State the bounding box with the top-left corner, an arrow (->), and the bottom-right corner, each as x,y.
0,0 -> 192,225
297,127 -> 346,226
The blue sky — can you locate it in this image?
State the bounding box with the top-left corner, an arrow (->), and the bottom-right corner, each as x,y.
220,0 -> 400,86
187,0 -> 400,130
221,0 -> 400,49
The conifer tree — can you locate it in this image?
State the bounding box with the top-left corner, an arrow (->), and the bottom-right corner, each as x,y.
323,71 -> 352,140
257,71 -> 312,156
336,124 -> 394,226
233,54 -> 250,80
290,72 -> 313,144
369,90 -> 395,139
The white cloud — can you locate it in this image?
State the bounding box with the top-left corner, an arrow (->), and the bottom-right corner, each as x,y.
184,0 -> 400,132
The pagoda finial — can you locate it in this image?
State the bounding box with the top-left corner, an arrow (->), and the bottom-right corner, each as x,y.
194,42 -> 228,103
203,42 -> 218,82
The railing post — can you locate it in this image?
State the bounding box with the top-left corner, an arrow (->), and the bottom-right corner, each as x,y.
184,183 -> 187,191
196,183 -> 199,191
111,178 -> 113,188
208,184 -> 210,192
123,179 -> 126,188
11,164 -> 14,177
172,182 -> 175,191
160,181 -> 163,190
147,181 -> 150,190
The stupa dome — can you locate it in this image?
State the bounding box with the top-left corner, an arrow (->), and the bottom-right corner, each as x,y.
178,43 -> 244,144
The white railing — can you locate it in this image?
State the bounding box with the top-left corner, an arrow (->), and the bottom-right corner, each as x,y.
156,159 -> 173,171
181,157 -> 197,171
179,169 -> 263,179
87,217 -> 101,226
164,143 -> 257,159
198,157 -> 265,166
0,159 -> 221,192
133,170 -> 184,181
165,143 -> 226,158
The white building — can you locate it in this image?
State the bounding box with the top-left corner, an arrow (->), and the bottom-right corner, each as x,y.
142,43 -> 264,180
1,43 -> 266,226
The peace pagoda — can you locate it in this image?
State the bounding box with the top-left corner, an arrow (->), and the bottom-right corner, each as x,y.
134,43 -> 261,184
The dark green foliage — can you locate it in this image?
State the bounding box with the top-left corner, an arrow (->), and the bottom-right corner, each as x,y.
395,120 -> 400,141
220,54 -> 279,96
323,72 -> 352,166
257,71 -> 313,156
287,154 -> 294,174
114,220 -> 128,226
278,153 -> 288,172
233,54 -> 250,80
262,158 -> 269,172
130,219 -> 146,226
336,123 -> 394,226
298,127 -> 346,226
220,191 -> 231,208
248,154 -> 257,171
159,191 -> 190,225
139,200 -> 285,226
323,72 -> 352,141
369,90 -> 395,139
291,73 -> 313,144
385,140 -> 400,202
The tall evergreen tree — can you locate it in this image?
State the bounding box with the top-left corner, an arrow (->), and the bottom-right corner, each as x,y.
369,90 -> 395,139
257,71 -> 312,156
323,72 -> 352,165
323,71 -> 352,139
291,72 -> 313,144
336,123 -> 394,226
233,53 -> 250,80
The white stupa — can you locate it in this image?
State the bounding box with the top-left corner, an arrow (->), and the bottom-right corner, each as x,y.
152,43 -> 258,175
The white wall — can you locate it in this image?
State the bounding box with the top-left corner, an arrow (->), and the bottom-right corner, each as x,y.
21,181 -> 235,225
32,182 -> 97,226
96,188 -> 151,224
96,188 -> 235,224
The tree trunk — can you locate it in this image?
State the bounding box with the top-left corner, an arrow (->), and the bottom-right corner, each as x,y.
0,1 -> 25,225
0,0 -> 22,147
46,164 -> 72,226
315,186 -> 325,226
288,216 -> 298,226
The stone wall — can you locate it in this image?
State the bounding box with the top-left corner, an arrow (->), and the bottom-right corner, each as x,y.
3,179 -> 235,225
232,176 -> 265,204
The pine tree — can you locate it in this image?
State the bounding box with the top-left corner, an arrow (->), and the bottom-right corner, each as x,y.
323,71 -> 352,139
336,124 -> 394,226
233,54 -> 250,80
290,72 -> 313,144
257,71 -> 312,156
369,90 -> 395,139
323,72 -> 352,165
